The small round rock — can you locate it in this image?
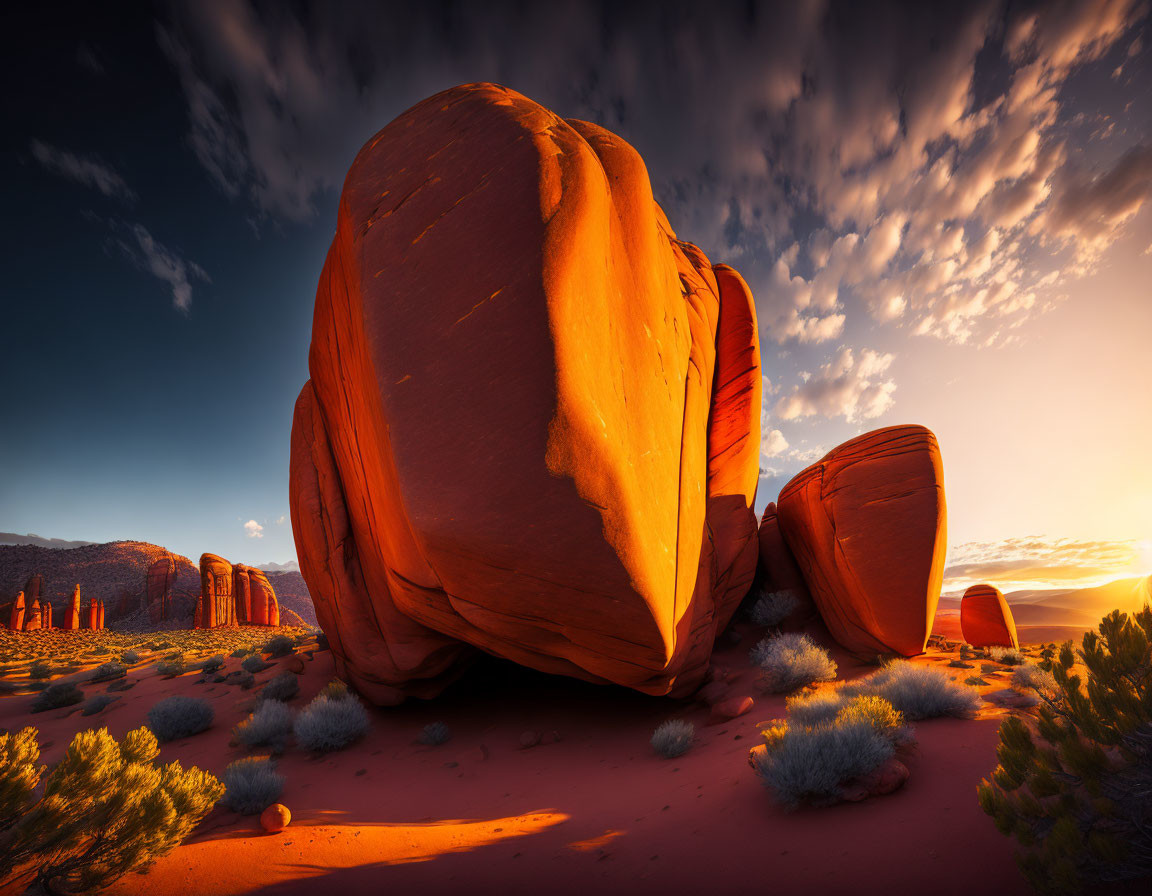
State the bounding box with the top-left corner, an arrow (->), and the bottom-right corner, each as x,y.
261,803 -> 291,833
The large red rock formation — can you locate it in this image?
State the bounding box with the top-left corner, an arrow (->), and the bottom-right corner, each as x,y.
961,584 -> 1019,649
247,568 -> 279,626
753,502 -> 816,628
24,598 -> 41,631
289,83 -> 762,704
233,565 -> 252,624
97,599 -> 105,630
41,602 -> 51,630
776,425 -> 947,658
146,555 -> 177,622
198,554 -> 236,628
4,592 -> 24,631
87,597 -> 99,630
24,575 -> 41,606
63,585 -> 81,630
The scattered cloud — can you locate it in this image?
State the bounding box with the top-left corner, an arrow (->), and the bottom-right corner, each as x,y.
244,519 -> 264,539
943,536 -> 1152,593
276,515 -> 287,525
774,347 -> 896,422
30,140 -> 135,202
113,222 -> 210,313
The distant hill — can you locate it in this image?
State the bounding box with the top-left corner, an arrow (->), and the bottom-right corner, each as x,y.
0,540 -> 317,629
0,532 -> 99,549
258,560 -> 300,573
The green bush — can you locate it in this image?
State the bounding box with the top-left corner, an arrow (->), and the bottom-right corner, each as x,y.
156,653 -> 186,678
651,719 -> 695,758
31,682 -> 83,713
294,694 -> 370,752
223,757 -> 283,815
750,698 -> 903,808
318,678 -> 350,701
841,660 -> 981,720
241,655 -> 270,674
748,589 -> 800,628
0,725 -> 222,892
147,696 -> 214,742
234,700 -> 294,751
751,632 -> 838,693
263,635 -> 294,658
418,721 -> 451,746
90,661 -> 126,682
201,654 -> 225,674
29,662 -> 52,680
989,646 -> 1027,665
978,608 -> 1152,894
260,671 -> 299,704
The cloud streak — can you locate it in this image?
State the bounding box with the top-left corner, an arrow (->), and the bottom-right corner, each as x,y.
30,140 -> 136,202
113,222 -> 210,313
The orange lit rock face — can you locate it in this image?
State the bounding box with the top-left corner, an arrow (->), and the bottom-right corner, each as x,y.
198,554 -> 236,628
147,555 -> 177,623
62,586 -> 81,630
24,598 -> 42,631
247,568 -> 279,626
754,502 -> 816,628
960,584 -> 1019,649
289,83 -> 761,704
4,592 -> 25,631
87,597 -> 99,630
776,425 -> 947,658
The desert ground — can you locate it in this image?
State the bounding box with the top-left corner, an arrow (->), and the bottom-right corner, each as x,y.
0,614 -> 1076,896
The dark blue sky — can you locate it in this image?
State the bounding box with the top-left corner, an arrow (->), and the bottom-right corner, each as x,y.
2,1 -> 1151,584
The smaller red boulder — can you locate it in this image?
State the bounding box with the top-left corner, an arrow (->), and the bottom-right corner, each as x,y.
961,584 -> 1018,649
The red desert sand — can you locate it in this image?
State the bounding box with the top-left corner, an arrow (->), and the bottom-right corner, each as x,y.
1,624 -> 1031,896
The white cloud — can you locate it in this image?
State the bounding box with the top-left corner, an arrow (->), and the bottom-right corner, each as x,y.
30,140 -> 135,202
115,223 -> 210,313
244,519 -> 264,539
775,347 -> 897,422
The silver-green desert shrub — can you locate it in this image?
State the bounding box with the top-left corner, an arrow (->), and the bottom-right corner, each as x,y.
90,661 -> 126,682
259,671 -> 299,704
29,662 -> 52,680
147,695 -> 214,742
263,635 -> 294,658
222,757 -> 283,815
31,682 -> 83,713
749,589 -> 799,628
201,654 -> 225,674
293,694 -> 370,752
241,655 -> 271,674
418,721 -> 451,746
651,719 -> 695,758
234,700 -> 294,750
80,694 -> 117,716
989,645 -> 1027,665
751,632 -> 838,693
841,660 -> 981,720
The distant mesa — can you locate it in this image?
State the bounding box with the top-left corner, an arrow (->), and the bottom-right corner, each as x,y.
769,425 -> 947,658
0,539 -> 314,632
289,82 -> 761,704
960,583 -> 1019,649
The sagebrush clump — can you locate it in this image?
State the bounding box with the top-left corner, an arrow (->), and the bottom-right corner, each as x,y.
241,655 -> 271,674
989,646 -> 1027,665
841,660 -> 981,720
31,682 -> 83,713
979,608 -> 1152,895
90,661 -> 126,682
147,695 -> 214,742
260,671 -> 300,704
0,725 -> 222,892
156,653 -> 186,677
234,700 -> 295,751
223,757 -> 284,815
418,721 -> 451,746
651,719 -> 695,758
29,662 -> 52,680
263,634 -> 295,658
748,589 -> 800,628
751,632 -> 838,693
750,695 -> 906,808
293,693 -> 370,752
201,654 -> 225,674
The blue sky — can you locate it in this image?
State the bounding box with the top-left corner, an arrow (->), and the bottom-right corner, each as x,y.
2,1 -> 1151,588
